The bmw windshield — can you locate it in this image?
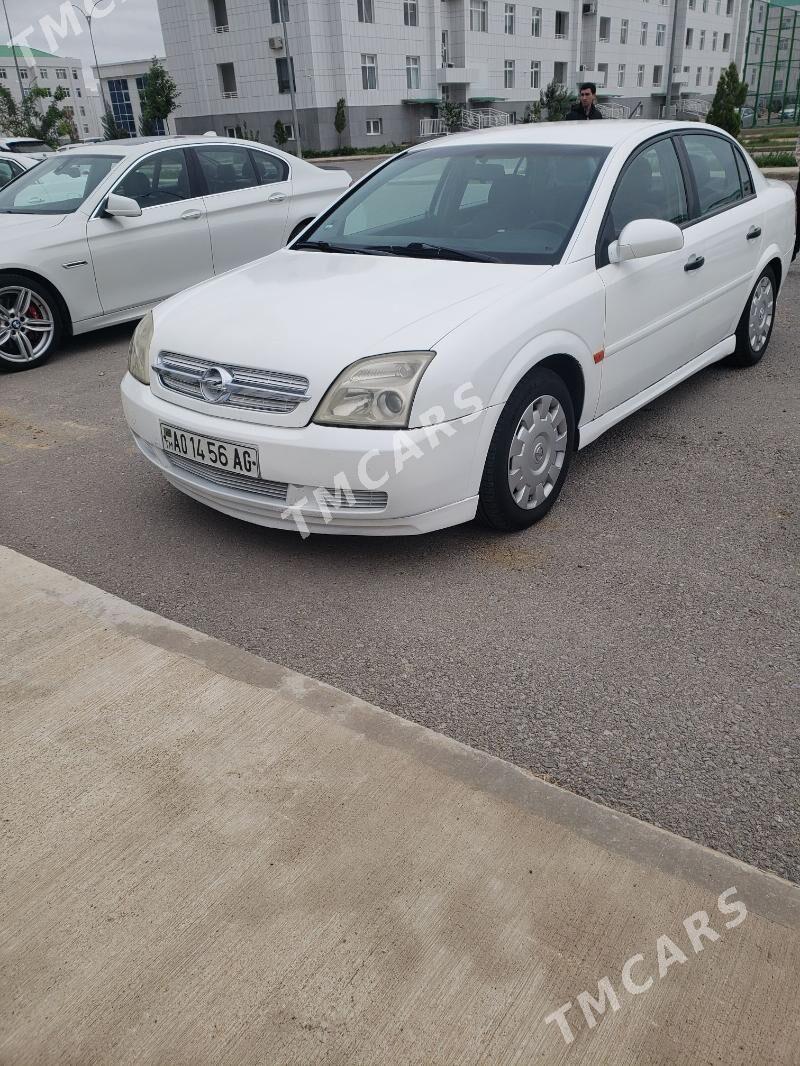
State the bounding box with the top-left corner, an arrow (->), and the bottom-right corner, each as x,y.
0,154 -> 121,214
297,143 -> 609,265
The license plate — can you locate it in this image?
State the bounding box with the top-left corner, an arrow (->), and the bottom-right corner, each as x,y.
160,424 -> 260,479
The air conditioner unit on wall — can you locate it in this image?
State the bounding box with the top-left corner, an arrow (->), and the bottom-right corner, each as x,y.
269,37 -> 284,50
582,2 -> 597,13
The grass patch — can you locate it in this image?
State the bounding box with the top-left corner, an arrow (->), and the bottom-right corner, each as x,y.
302,144 -> 407,159
753,151 -> 798,167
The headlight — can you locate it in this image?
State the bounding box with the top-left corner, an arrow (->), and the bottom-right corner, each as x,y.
314,351 -> 434,429
128,311 -> 154,384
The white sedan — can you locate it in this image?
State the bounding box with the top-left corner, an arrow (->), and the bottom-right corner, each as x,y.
0,152 -> 39,188
0,135 -> 349,369
122,121 -> 795,536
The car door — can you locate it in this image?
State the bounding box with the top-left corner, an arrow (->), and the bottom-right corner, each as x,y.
192,144 -> 290,273
596,136 -> 703,417
675,132 -> 762,349
86,147 -> 214,315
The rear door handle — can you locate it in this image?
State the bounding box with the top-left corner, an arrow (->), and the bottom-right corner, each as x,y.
684,254 -> 705,271
181,209 -> 203,220
746,225 -> 762,240
267,192 -> 287,203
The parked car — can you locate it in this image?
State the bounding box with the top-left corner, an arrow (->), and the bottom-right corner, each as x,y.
0,135 -> 350,369
122,121 -> 794,536
0,152 -> 38,188
0,137 -> 54,160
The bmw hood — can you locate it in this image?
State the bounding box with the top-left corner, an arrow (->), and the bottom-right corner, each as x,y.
150,247 -> 548,428
0,213 -> 67,237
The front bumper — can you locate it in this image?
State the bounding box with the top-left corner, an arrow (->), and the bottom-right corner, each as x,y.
121,374 -> 491,536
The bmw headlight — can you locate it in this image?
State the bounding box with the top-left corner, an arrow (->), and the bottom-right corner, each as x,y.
314,352 -> 434,429
128,311 -> 154,384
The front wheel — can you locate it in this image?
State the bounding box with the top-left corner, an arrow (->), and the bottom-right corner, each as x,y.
728,266 -> 776,367
478,368 -> 576,532
0,275 -> 63,371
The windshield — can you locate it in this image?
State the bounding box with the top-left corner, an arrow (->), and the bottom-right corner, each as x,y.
0,154 -> 121,214
298,143 -> 609,265
8,140 -> 53,154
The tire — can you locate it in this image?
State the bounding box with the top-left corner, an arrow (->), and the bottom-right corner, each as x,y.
0,273 -> 63,372
478,367 -> 576,532
727,265 -> 777,368
287,219 -> 314,244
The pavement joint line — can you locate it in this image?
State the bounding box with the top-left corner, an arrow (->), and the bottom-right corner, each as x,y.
3,542 -> 798,930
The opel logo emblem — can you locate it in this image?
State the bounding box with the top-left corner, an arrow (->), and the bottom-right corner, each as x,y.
199,365 -> 234,403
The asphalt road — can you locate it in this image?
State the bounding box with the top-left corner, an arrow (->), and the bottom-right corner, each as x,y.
1,264 -> 798,884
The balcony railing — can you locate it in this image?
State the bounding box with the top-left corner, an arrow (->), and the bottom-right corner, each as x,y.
222,90 -> 238,98
214,24 -> 229,32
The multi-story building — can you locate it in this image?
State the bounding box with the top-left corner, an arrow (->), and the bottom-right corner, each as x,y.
94,59 -> 176,137
0,45 -> 104,140
155,0 -> 753,150
739,0 -> 800,123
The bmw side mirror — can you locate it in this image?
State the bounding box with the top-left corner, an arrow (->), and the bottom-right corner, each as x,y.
608,219 -> 684,264
104,192 -> 142,219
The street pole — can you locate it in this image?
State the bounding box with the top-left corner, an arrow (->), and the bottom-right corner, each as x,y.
278,0 -> 302,157
71,3 -> 110,120
1,0 -> 26,103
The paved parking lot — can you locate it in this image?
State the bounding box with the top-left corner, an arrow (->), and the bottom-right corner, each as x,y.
1,262 -> 797,884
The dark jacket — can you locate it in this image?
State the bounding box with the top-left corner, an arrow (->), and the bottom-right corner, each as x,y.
565,103 -> 603,120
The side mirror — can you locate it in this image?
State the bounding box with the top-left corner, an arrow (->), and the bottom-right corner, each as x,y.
608,219 -> 684,264
104,192 -> 142,219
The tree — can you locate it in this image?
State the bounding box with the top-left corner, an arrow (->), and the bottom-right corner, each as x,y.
102,108 -> 129,140
334,98 -> 347,148
138,57 -> 180,135
706,63 -> 748,138
273,119 -> 288,147
440,100 -> 463,133
0,83 -> 75,148
523,100 -> 542,123
541,80 -> 576,121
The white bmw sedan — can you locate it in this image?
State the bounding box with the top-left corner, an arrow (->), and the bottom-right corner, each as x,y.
0,136 -> 349,370
0,152 -> 39,189
121,121 -> 795,536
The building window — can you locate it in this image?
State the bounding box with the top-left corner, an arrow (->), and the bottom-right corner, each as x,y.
716,0 -> 720,11
76,88 -> 82,97
640,21 -> 648,45
0,69 -> 7,80
620,18 -> 628,44
708,67 -> 714,85
135,74 -> 165,133
55,67 -> 67,78
470,0 -> 488,32
688,0 -> 695,8
441,30 -> 449,64
722,32 -> 730,49
599,17 -> 610,42
653,64 -> 662,85
210,0 -> 229,30
530,60 -> 540,88
107,78 -> 136,135
695,66 -> 702,86
699,29 -> 705,50
554,61 -> 568,86
276,56 -> 295,93
218,62 -> 237,96
637,64 -> 644,87
406,55 -> 420,89
366,118 -> 382,135
712,31 -> 718,50
617,63 -> 625,87
72,68 -> 79,78
19,68 -> 28,80
83,124 -> 89,134
357,0 -> 373,23
504,59 -> 515,88
270,0 -> 289,21
404,0 -> 418,26
702,0 -> 708,10
555,11 -> 569,38
361,53 -> 378,89
726,0 -> 733,13
504,4 -> 515,34
79,105 -> 86,115
531,7 -> 541,36
685,28 -> 693,48
656,23 -> 665,46
597,62 -> 608,87
38,68 -> 48,79
282,123 -> 295,140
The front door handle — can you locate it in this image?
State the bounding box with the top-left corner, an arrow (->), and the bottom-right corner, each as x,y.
684,254 -> 705,272
746,225 -> 762,240
181,209 -> 203,220
267,192 -> 287,203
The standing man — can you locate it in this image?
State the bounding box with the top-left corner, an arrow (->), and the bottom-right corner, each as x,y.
566,83 -> 603,120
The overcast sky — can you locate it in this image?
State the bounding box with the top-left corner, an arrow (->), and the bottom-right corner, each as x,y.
2,0 -> 164,69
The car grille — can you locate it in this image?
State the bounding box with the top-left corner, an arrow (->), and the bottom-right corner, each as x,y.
166,453 -> 389,511
154,352 -> 310,414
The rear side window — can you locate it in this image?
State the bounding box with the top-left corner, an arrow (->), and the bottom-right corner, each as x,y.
195,145 -> 259,194
682,134 -> 743,217
734,149 -> 754,197
250,150 -> 289,185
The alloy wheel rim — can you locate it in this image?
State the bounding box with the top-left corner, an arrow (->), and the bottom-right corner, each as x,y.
507,393 -> 568,510
0,286 -> 55,363
748,276 -> 774,354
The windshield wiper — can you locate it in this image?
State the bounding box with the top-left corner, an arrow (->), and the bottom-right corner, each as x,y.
292,240 -> 390,256
370,242 -> 500,263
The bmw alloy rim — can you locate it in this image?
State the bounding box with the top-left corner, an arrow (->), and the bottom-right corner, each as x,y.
0,286 -> 55,363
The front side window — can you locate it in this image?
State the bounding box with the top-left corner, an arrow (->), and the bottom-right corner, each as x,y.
682,134 -> 743,216
114,149 -> 193,208
0,154 -> 119,215
195,144 -> 259,194
361,54 -> 378,90
603,139 -> 688,253
300,143 -> 609,266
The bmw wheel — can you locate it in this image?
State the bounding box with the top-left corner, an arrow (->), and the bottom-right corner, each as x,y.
728,266 -> 776,368
478,367 -> 576,532
0,275 -> 63,372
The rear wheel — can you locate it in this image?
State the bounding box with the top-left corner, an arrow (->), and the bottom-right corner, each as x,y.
728,266 -> 776,367
0,274 -> 63,371
478,368 -> 575,532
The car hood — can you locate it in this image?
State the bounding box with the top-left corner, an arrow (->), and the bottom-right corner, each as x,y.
150,248 -> 549,428
0,212 -> 67,237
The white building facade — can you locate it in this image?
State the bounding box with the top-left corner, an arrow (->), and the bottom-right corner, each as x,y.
94,59 -> 176,138
0,45 -> 103,141
155,0 -> 753,149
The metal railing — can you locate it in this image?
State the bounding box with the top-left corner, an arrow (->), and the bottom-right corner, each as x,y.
420,107 -> 511,138
596,103 -> 632,119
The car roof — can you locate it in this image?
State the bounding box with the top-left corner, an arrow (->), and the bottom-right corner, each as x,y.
64,135 -> 295,159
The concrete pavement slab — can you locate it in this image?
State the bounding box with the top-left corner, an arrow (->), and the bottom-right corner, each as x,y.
1,545 -> 798,1065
